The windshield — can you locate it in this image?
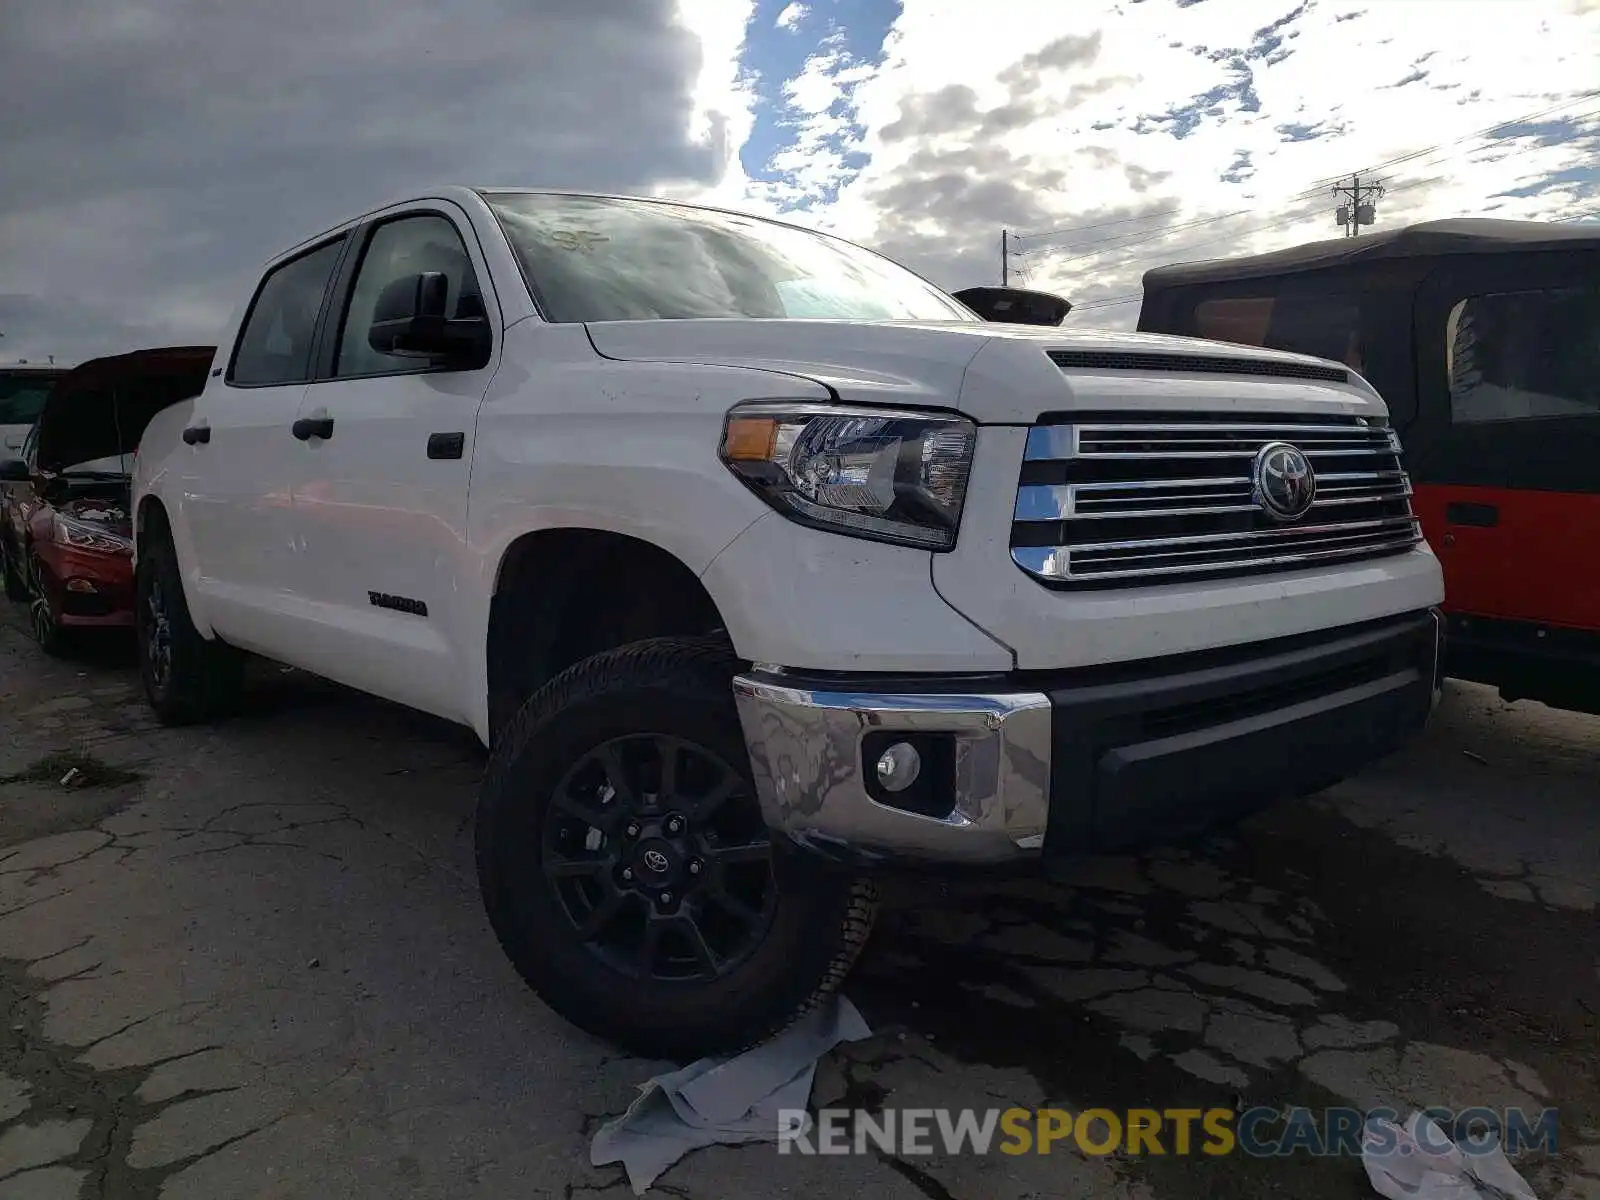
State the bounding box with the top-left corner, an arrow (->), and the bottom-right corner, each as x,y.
0,373 -> 62,426
484,192 -> 976,324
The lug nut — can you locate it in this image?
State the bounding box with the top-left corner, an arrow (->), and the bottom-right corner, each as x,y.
624,822 -> 641,838
664,815 -> 685,836
687,859 -> 703,876
658,891 -> 674,907
621,867 -> 634,882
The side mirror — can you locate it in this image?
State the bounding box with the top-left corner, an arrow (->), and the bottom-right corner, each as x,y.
953,286 -> 1072,327
367,271 -> 491,367
0,458 -> 29,483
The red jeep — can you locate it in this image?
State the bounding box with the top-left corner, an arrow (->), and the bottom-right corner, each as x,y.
1138,218 -> 1600,714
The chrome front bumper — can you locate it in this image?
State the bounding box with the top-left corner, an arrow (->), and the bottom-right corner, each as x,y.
730,674 -> 1053,865
731,610 -> 1443,869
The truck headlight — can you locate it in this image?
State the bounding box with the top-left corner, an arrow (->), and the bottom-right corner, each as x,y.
719,403 -> 976,550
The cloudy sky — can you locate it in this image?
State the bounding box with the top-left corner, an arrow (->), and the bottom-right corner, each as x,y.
3,0 -> 1597,363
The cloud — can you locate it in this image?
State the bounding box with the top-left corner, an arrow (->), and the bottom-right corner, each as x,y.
726,0 -> 1600,324
0,0 -> 740,364
6,0 -> 1599,360
879,86 -> 1047,143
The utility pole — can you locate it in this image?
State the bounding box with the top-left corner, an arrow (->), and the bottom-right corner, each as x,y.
1332,174 -> 1384,237
1001,229 -> 1010,286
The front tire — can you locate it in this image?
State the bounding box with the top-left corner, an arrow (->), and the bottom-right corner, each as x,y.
135,517 -> 243,725
475,635 -> 877,1061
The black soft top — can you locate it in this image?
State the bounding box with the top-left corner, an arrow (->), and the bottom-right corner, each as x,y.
1142,218 -> 1600,289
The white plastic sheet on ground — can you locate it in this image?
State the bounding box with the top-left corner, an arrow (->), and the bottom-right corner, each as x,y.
590,996 -> 872,1194
1363,1111 -> 1539,1200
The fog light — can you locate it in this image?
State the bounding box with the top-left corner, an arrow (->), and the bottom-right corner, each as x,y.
874,741 -> 921,793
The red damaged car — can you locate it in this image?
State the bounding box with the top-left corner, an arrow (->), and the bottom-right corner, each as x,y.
0,346 -> 214,653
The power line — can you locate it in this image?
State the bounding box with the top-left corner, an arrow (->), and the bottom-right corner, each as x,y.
1072,292 -> 1143,311
1020,205 -> 1186,243
1296,89 -> 1600,191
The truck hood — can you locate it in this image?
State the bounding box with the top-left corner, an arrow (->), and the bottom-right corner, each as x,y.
35,346 -> 215,474
582,319 -> 1380,423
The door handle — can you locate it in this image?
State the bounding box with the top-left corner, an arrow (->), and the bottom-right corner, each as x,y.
182,425 -> 211,445
1445,501 -> 1498,528
292,417 -> 335,441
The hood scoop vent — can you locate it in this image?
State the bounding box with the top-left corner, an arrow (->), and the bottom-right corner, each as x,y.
1047,349 -> 1349,385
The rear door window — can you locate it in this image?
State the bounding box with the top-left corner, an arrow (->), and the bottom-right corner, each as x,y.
229,238 -> 346,387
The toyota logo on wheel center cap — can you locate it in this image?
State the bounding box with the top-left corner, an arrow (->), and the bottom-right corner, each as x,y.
1251,441 -> 1317,522
641,848 -> 671,874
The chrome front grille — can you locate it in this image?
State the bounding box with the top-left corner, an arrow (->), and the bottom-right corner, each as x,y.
1011,415 -> 1423,586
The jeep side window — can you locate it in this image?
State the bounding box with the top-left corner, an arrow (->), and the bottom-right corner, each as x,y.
334,214 -> 485,378
1447,287 -> 1600,423
229,239 -> 345,387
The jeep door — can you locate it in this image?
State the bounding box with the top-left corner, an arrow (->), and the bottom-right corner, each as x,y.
1411,250 -> 1600,633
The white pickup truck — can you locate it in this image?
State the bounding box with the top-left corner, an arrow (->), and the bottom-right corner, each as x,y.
132,187 -> 1445,1059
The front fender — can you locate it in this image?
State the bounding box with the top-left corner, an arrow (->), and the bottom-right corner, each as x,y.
463,333 -> 816,738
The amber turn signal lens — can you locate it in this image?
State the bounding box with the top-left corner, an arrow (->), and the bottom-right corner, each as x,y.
723,416 -> 778,461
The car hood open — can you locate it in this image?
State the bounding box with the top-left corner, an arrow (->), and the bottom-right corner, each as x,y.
34,346 -> 215,475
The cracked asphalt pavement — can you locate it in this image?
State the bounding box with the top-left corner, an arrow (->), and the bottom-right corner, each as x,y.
1,608 -> 1596,1199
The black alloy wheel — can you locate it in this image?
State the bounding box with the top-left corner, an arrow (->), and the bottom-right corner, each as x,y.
541,731 -> 777,983
24,548 -> 66,655
476,634 -> 877,1061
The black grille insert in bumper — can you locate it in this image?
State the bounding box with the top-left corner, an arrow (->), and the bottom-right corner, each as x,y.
1036,610 -> 1440,860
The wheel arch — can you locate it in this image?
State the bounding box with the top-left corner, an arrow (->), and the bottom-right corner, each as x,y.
133,493 -> 218,638
484,526 -> 734,745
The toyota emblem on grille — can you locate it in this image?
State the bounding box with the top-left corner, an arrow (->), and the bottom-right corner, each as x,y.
642,849 -> 670,874
1251,441 -> 1317,521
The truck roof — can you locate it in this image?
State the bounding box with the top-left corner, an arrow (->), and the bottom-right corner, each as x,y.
1142,218 -> 1600,288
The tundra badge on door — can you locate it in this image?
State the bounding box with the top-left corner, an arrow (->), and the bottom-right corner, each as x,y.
368,591 -> 429,617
